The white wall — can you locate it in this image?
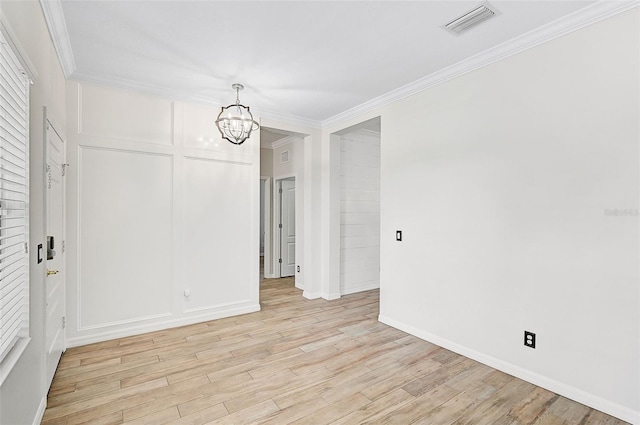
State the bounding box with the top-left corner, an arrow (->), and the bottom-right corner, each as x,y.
340,129 -> 380,294
272,139 -> 302,178
260,179 -> 265,255
0,2 -> 67,424
65,81 -> 260,346
260,147 -> 273,177
377,9 -> 639,423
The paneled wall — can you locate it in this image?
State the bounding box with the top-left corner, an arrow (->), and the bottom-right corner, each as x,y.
339,130 -> 380,294
66,81 -> 259,346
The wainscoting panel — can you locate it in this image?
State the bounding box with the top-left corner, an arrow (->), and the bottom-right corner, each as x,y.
77,146 -> 173,329
78,82 -> 174,145
182,157 -> 253,313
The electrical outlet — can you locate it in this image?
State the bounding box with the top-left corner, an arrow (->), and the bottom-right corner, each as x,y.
524,331 -> 536,349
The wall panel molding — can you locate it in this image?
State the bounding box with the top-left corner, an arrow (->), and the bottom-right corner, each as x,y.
66,81 -> 260,346
76,146 -> 174,331
77,312 -> 172,332
68,302 -> 260,348
78,82 -> 174,145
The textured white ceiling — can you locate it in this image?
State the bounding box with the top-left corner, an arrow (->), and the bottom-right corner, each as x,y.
58,1 -> 598,125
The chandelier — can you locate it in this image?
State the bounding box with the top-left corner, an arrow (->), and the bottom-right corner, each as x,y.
215,83 -> 259,145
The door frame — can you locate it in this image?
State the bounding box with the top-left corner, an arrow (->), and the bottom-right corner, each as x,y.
272,174 -> 296,278
260,176 -> 271,278
42,106 -> 67,385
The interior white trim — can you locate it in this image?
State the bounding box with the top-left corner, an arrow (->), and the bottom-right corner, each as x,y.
378,314 -> 640,425
260,177 -> 272,278
256,109 -> 322,130
271,135 -> 299,150
42,1 -> 635,129
39,0 -> 76,78
341,282 -> 380,296
302,291 -> 321,300
71,70 -> 323,130
68,303 -> 260,348
322,292 -> 341,301
73,69 -> 220,106
77,312 -> 172,332
0,13 -> 38,82
0,338 -> 30,387
33,397 -> 47,425
322,0 -> 640,128
260,135 -> 300,150
183,299 -> 252,314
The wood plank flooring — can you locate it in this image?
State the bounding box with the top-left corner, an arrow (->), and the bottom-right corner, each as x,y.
42,277 -> 628,425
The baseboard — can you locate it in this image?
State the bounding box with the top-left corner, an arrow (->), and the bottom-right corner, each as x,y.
378,314 -> 640,425
303,291 -> 321,300
33,397 -> 47,425
341,282 -> 380,295
303,291 -> 342,301
67,303 -> 260,348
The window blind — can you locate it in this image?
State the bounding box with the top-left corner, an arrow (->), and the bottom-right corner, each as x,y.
0,32 -> 29,364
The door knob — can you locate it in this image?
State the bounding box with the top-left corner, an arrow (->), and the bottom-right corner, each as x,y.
47,269 -> 59,276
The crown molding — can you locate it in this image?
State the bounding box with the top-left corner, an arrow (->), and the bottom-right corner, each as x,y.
260,135 -> 301,150
39,0 -> 76,78
0,12 -> 38,82
256,109 -> 322,130
271,135 -> 301,149
71,70 -> 224,108
50,0 -> 637,131
322,0 -> 639,128
358,128 -> 382,137
71,70 -> 323,130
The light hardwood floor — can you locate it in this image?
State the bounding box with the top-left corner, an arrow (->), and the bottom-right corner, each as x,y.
42,277 -> 628,425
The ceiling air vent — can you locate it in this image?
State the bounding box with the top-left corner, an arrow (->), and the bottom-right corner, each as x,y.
444,3 -> 497,35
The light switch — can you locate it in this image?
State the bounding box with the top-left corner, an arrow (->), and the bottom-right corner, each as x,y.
396,230 -> 402,241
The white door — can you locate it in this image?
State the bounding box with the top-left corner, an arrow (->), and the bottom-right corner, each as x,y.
45,118 -> 66,387
280,179 -> 295,277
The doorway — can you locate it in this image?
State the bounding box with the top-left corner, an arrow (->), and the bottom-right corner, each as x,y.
259,126 -> 306,287
44,109 -> 66,388
259,177 -> 271,282
276,177 -> 295,277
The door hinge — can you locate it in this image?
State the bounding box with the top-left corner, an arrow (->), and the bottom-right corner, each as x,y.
62,163 -> 70,176
61,240 -> 66,254
279,223 -> 282,229
279,258 -> 282,263
24,242 -> 28,254
279,188 -> 282,194
62,316 -> 66,329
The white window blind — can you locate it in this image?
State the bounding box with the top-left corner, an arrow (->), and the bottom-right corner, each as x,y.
0,32 -> 29,364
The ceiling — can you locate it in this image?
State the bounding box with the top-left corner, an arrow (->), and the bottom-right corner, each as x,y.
53,1 -> 603,126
